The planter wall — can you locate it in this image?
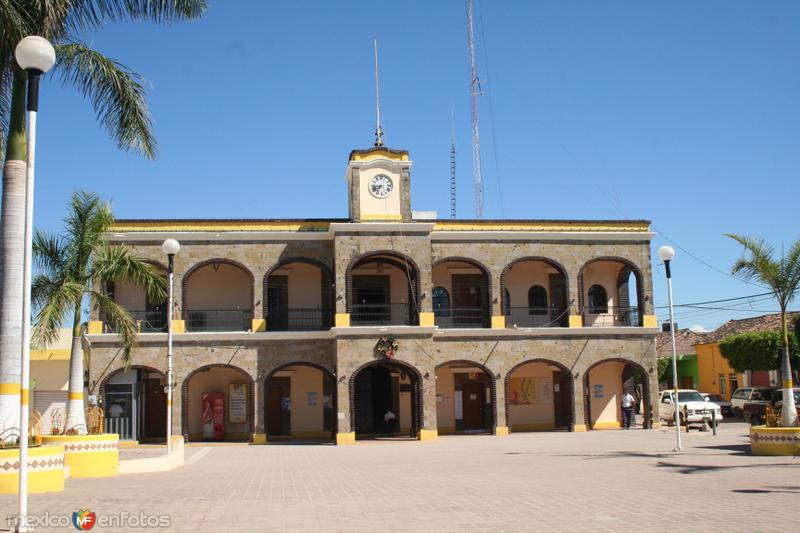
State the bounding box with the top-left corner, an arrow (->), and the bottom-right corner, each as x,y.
750,426 -> 800,456
0,445 -> 65,494
41,434 -> 119,478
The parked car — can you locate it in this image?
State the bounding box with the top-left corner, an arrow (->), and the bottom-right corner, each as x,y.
730,387 -> 775,418
700,393 -> 732,417
659,389 -> 723,429
744,388 -> 800,426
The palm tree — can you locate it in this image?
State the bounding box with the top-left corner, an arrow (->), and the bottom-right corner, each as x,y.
33,190 -> 166,433
726,234 -> 800,427
0,2 -> 205,435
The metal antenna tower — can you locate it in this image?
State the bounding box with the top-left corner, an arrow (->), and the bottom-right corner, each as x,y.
466,0 -> 484,218
450,108 -> 457,219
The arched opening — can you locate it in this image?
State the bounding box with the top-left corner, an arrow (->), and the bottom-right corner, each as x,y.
506,360 -> 573,432
431,258 -> 491,328
435,361 -> 494,435
347,252 -> 419,326
101,366 -> 167,442
584,359 -> 651,430
108,261 -> 168,332
351,359 -> 421,440
264,259 -> 334,331
578,258 -> 644,327
183,365 -> 253,441
501,258 -> 569,327
183,260 -> 253,331
265,363 -> 336,441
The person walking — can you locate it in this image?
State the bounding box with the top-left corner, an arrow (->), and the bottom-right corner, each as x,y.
621,390 -> 636,429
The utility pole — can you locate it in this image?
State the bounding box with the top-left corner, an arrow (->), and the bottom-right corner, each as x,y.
466,0 -> 484,218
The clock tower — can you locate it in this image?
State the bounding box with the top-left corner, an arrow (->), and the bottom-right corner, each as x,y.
346,146 -> 412,222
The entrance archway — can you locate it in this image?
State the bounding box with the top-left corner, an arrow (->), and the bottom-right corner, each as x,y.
505,359 -> 574,432
265,362 -> 335,441
350,359 -> 422,440
182,364 -> 253,441
584,358 -> 651,429
435,361 -> 495,434
100,366 -> 167,442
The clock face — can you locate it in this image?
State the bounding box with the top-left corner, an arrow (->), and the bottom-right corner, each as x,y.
369,174 -> 394,198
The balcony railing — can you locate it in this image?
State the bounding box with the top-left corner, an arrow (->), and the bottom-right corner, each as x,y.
435,307 -> 490,329
505,307 -> 565,328
128,310 -> 167,333
104,416 -> 132,440
351,303 -> 414,326
186,309 -> 253,332
582,306 -> 640,327
267,308 -> 332,331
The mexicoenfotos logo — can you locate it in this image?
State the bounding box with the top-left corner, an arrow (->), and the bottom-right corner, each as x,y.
72,509 -> 97,530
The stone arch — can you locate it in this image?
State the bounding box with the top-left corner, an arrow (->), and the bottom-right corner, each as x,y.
432,256 -> 493,309
435,359 -> 497,431
345,250 -> 421,320
349,357 -> 423,439
98,364 -> 165,400
500,257 -> 570,327
181,363 -> 255,441
582,357 -> 652,430
504,358 -> 575,432
262,257 -> 335,324
181,258 -> 255,316
577,256 -> 644,326
264,361 -> 337,440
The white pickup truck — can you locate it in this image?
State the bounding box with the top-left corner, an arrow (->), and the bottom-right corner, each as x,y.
659,389 -> 723,429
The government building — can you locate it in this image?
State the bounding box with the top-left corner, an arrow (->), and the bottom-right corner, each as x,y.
85,144 -> 660,444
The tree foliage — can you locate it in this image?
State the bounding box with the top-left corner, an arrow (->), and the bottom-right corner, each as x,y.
719,331 -> 799,373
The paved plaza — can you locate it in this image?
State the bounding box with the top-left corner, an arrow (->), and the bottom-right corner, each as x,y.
1,422 -> 798,532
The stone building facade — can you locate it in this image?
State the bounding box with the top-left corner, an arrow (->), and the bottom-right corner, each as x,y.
86,146 -> 660,444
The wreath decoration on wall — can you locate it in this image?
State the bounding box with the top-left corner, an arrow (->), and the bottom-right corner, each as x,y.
375,335 -> 399,359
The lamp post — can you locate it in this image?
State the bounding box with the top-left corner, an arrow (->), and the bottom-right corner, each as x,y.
14,36 -> 56,533
658,245 -> 682,452
162,239 -> 180,457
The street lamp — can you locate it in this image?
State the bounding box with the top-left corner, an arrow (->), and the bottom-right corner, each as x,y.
658,245 -> 682,452
161,239 -> 180,458
15,35 -> 55,533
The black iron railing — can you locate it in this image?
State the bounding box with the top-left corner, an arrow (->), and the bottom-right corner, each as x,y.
351,303 -> 414,326
504,307 -> 565,328
582,306 -> 640,327
435,307 -> 490,328
186,309 -> 253,332
267,308 -> 332,331
128,310 -> 168,333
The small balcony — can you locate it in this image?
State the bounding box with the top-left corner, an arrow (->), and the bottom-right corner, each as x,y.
434,307 -> 490,329
267,308 -> 332,331
504,307 -> 562,328
129,310 -> 167,333
186,309 -> 253,332
583,306 -> 639,327
351,303 -> 414,326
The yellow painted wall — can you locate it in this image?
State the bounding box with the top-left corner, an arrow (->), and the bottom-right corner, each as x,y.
507,363 -> 555,426
435,367 -> 456,429
288,366 -> 324,432
271,263 -> 323,309
185,263 -> 250,310
31,361 -> 69,391
696,343 -> 744,400
588,361 -> 624,428
503,261 -> 556,309
358,165 -> 402,219
187,368 -> 250,438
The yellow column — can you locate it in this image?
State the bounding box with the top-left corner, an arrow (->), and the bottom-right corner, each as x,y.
568,315 -> 583,328
491,315 -> 506,329
251,318 -> 266,332
419,312 -> 435,326
642,315 -> 657,328
87,321 -> 103,334
335,313 -> 351,327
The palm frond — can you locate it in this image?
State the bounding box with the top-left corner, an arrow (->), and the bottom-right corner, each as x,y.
725,233 -> 780,289
53,41 -> 156,158
31,276 -> 83,348
33,229 -> 69,277
0,0 -> 30,46
63,190 -> 113,282
93,244 -> 167,303
64,0 -> 207,33
91,289 -> 138,365
782,238 -> 800,307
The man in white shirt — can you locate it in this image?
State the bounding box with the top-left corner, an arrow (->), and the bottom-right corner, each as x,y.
621,391 -> 636,429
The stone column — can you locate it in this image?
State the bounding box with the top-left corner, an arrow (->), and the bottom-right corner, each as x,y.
572,369 -> 587,432
419,360 -> 438,441
253,377 -> 265,443
493,370 -> 508,435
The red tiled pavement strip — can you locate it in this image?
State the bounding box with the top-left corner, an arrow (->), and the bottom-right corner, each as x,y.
0,423 -> 797,532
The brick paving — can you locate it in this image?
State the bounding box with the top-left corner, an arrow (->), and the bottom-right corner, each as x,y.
1,422 -> 798,532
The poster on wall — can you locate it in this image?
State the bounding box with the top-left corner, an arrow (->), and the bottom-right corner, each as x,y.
508,378 -> 535,405
454,390 -> 463,420
306,391 -> 317,406
228,383 -> 247,424
593,384 -> 604,399
201,392 -> 225,440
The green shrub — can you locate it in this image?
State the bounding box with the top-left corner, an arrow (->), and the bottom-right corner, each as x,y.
719,330 -> 799,372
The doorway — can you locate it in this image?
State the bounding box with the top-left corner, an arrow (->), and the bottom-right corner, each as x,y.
352,361 -> 420,439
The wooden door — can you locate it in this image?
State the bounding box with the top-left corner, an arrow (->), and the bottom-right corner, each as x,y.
461,382 -> 485,429
452,274 -> 487,327
144,379 -> 166,439
267,381 -> 287,436
267,275 -> 289,330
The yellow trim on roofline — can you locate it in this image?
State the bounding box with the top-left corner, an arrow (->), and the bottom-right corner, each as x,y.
31,349 -> 71,361
111,219 -> 650,234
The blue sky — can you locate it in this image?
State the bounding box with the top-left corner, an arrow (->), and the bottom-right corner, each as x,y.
32,0 -> 800,330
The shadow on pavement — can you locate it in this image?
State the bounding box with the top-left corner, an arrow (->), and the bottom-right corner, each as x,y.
695,443 -> 751,455
732,486 -> 800,494
656,461 -> 799,474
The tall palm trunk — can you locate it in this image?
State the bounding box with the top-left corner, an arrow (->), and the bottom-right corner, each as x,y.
0,71 -> 27,440
780,309 -> 797,426
65,307 -> 86,433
